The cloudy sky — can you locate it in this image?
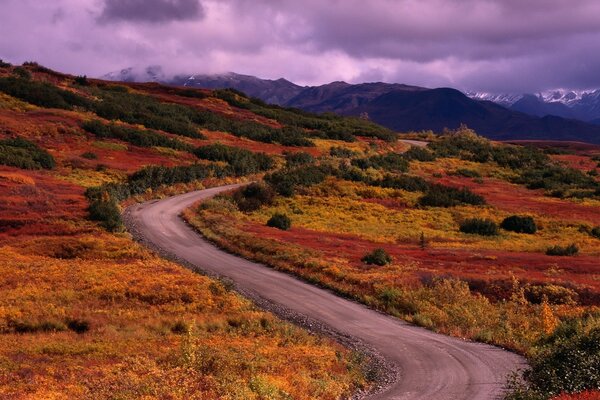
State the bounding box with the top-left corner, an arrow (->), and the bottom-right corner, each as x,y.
1,0 -> 599,92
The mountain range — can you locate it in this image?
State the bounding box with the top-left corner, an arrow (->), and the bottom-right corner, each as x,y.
103,66 -> 600,143
467,90 -> 600,122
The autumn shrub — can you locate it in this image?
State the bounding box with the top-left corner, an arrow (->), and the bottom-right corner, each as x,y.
285,151 -> 315,167
74,75 -> 89,86
265,165 -> 330,196
361,248 -> 392,266
266,213 -> 291,230
232,182 -> 275,212
81,151 -> 98,160
88,199 -> 122,232
330,146 -> 358,158
419,184 -> 486,207
66,318 -> 90,334
546,244 -> 579,256
0,76 -> 89,109
517,165 -> 599,198
91,88 -> 203,138
351,152 -> 409,173
459,218 -> 499,236
82,119 -> 193,151
373,174 -> 431,192
501,215 -> 538,234
8,320 -> 67,334
194,143 -> 274,175
453,168 -> 481,178
524,285 -> 579,306
0,137 -> 55,170
12,67 -> 31,80
507,327 -> 600,399
403,146 -> 436,161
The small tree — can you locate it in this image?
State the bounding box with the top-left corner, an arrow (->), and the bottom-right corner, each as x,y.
362,248 -> 392,266
459,218 -> 499,236
266,213 -> 291,230
419,232 -> 427,250
501,215 -> 537,234
74,75 -> 89,86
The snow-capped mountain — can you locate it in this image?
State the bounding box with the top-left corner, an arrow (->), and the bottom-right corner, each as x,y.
465,92 -> 525,107
102,65 -> 170,83
466,89 -> 600,123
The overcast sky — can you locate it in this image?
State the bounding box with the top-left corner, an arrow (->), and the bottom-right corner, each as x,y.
1,0 -> 599,92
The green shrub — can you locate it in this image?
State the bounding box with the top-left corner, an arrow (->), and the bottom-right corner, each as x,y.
0,137 -> 55,170
74,75 -> 89,86
511,326 -> 600,398
361,248 -> 392,266
266,213 -> 291,230
419,184 -> 486,207
0,77 -> 89,109
66,318 -> 90,334
501,216 -> 537,234
82,120 -> 193,151
373,174 -> 430,192
546,244 -> 579,256
453,168 -> 481,178
194,143 -> 274,176
265,165 -> 330,196
403,146 -> 436,161
232,183 -> 275,212
591,226 -> 600,239
329,146 -> 357,158
459,218 -> 499,236
12,67 -> 31,80
0,59 -> 11,68
351,152 -> 409,173
285,152 -> 315,167
88,199 -> 122,232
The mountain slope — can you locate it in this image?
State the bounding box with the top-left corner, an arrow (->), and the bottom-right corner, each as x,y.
103,67 -> 600,143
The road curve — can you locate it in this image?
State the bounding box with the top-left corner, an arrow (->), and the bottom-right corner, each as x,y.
125,185 -> 525,400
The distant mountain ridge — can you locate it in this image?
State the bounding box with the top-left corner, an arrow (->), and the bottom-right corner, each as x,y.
102,67 -> 600,143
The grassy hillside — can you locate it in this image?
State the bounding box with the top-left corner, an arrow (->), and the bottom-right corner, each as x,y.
0,62 -> 378,399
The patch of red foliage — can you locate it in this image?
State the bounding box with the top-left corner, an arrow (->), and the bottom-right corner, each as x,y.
435,175 -> 600,225
243,221 -> 600,300
553,391 -> 600,400
0,109 -> 198,173
552,154 -> 599,173
0,167 -> 88,239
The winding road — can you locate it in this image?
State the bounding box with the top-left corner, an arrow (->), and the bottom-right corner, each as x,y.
125,184 -> 525,400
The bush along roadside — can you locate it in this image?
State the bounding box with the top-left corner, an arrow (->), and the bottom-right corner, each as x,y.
85,163 -> 231,231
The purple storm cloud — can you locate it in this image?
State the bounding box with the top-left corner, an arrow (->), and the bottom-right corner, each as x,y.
0,0 -> 599,92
